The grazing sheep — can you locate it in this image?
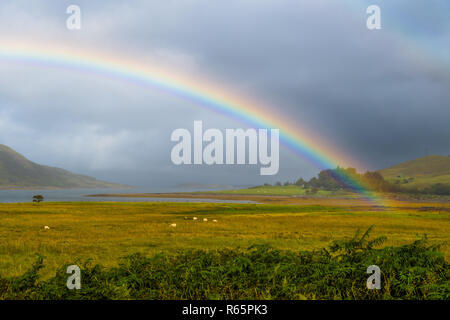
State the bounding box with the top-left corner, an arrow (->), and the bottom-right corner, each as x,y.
193,217 -> 198,220
170,223 -> 177,227
44,226 -> 50,230
203,218 -> 208,222
213,219 -> 218,223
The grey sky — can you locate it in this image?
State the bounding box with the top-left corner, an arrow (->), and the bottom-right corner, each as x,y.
0,0 -> 449,187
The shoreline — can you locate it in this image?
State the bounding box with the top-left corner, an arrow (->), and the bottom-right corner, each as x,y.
0,186 -> 133,191
85,192 -> 450,207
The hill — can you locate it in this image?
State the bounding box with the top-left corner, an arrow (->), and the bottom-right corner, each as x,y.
0,144 -> 126,189
379,155 -> 450,188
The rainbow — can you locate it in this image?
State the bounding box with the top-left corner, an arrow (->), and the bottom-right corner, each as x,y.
0,41 -> 384,204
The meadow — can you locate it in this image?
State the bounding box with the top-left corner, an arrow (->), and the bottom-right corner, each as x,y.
206,185 -> 350,196
0,199 -> 449,282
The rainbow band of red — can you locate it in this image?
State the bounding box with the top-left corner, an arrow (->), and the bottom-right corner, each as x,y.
0,43 -> 384,205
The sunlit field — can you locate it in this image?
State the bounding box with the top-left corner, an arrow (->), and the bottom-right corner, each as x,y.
1,200 -> 448,279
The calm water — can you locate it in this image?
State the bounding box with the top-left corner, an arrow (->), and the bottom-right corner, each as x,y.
0,187 -> 255,204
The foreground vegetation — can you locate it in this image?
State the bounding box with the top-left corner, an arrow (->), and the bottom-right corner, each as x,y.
0,229 -> 448,300
0,201 -> 449,280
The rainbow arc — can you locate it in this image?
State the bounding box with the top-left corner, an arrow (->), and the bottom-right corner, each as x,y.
0,41 -> 385,204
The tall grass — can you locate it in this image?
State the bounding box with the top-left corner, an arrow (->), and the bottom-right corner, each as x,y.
1,228 -> 448,300
1,202 -> 449,279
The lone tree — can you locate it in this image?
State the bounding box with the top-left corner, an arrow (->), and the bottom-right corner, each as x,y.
32,195 -> 44,203
295,178 -> 305,187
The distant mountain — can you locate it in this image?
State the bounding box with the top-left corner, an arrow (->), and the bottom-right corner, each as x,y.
0,144 -> 126,189
379,155 -> 450,188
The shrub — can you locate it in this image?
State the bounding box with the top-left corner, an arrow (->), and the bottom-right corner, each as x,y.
0,229 -> 448,300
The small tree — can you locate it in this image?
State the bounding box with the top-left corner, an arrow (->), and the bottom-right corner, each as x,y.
33,195 -> 44,204
295,178 -> 305,187
306,187 -> 318,195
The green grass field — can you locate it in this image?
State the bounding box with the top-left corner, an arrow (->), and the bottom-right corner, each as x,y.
379,155 -> 450,188
0,200 -> 449,280
205,185 -> 352,196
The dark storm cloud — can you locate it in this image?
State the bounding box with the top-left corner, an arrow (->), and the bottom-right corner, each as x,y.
102,0 -> 450,169
0,0 -> 448,186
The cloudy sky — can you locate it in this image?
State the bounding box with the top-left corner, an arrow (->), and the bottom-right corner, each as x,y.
0,0 -> 449,187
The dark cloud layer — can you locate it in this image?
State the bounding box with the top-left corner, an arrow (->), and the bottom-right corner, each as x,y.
0,1 -> 448,187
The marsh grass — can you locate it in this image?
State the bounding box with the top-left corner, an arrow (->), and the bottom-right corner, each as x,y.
0,201 -> 449,281
0,229 -> 448,300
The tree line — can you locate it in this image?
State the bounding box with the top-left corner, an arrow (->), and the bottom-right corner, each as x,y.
263,167 -> 450,195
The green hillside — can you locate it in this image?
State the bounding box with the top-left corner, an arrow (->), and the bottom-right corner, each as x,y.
379,155 -> 450,188
0,144 -> 125,189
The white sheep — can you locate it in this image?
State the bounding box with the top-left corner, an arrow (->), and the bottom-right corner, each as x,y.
44,226 -> 50,230
193,217 -> 198,220
203,218 -> 208,222
170,223 -> 177,227
213,219 -> 218,223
